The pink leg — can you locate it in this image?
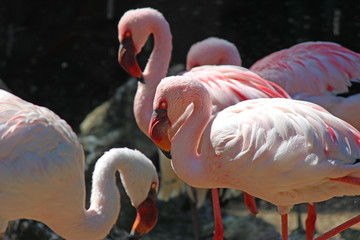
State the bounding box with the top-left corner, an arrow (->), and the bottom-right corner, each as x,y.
330,176 -> 360,185
189,197 -> 201,240
306,203 -> 316,240
314,215 -> 360,240
313,177 -> 360,239
243,192 -> 258,216
211,188 -> 224,240
281,214 -> 288,240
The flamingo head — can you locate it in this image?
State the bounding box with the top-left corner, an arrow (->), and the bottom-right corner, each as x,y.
129,182 -> 158,239
117,148 -> 159,239
118,8 -> 167,79
186,37 -> 242,70
118,30 -> 142,79
149,76 -> 204,158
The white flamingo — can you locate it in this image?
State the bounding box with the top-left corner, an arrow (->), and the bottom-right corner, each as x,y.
0,89 -> 159,240
149,75 -> 360,240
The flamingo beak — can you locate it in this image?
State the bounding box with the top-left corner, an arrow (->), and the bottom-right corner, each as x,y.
149,108 -> 172,158
118,35 -> 143,79
129,187 -> 158,240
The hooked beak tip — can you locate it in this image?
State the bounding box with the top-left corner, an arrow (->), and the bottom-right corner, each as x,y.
160,149 -> 172,159
128,232 -> 141,240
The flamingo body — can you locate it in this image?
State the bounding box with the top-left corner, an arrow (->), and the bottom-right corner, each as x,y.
250,41 -> 360,95
250,41 -> 360,130
0,89 -> 159,240
210,99 -> 360,211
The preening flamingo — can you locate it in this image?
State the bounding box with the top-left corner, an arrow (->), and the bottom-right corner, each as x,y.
0,89 -> 159,240
250,41 -> 360,130
149,75 -> 360,240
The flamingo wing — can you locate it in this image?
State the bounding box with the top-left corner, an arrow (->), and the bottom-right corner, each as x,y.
208,98 -> 360,205
250,41 -> 360,96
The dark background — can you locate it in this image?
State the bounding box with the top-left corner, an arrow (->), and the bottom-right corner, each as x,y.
1,0 -> 360,132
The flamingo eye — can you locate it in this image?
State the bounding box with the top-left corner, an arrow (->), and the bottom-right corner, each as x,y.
159,101 -> 167,109
151,182 -> 157,190
124,31 -> 131,38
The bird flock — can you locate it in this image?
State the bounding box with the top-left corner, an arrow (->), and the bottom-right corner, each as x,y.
1,6 -> 360,240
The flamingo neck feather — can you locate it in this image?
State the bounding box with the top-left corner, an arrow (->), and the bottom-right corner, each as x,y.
134,18 -> 172,136
47,150 -> 130,240
171,94 -> 213,188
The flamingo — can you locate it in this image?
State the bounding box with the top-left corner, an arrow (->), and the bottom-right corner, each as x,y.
149,75 -> 360,240
0,89 -> 159,240
250,41 -> 360,130
188,38 -> 360,237
117,8 -> 289,239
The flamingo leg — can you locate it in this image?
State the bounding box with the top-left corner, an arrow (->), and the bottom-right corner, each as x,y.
281,214 -> 288,240
243,192 -> 258,216
330,176 -> 360,185
189,195 -> 201,240
211,188 -> 224,240
306,203 -> 316,240
314,215 -> 360,240
310,177 -> 360,239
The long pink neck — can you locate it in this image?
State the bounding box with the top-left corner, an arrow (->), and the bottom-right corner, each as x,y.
171,95 -> 214,188
134,21 -> 172,136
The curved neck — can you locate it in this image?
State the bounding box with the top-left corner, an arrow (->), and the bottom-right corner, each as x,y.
48,153 -> 126,240
171,96 -> 213,188
134,21 -> 172,136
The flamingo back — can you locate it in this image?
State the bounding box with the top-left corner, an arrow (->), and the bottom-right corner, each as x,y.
0,90 -> 85,221
182,65 -> 290,113
250,41 -> 360,96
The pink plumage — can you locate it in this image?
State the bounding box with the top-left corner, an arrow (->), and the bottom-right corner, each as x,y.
150,75 -> 360,240
250,41 -> 360,130
251,42 -> 360,95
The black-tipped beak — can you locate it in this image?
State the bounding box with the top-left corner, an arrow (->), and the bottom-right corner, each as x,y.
160,148 -> 172,159
128,232 -> 141,240
129,187 -> 158,239
149,108 -> 171,153
118,35 -> 142,79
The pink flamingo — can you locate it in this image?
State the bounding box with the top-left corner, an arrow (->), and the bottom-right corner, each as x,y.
0,89 -> 159,240
250,41 -> 360,130
188,38 -> 360,238
117,8 -> 289,239
149,75 -> 360,240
